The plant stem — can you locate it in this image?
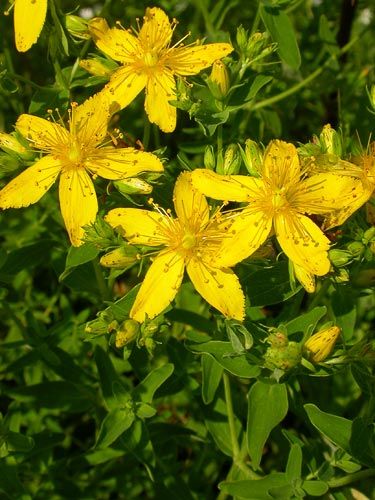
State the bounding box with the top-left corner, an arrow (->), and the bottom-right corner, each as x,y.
328,469 -> 375,488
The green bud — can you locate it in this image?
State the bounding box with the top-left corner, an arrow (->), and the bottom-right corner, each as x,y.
83,217 -> 120,249
242,139 -> 263,175
319,124 -> 343,157
329,249 -> 352,267
114,177 -> 153,195
267,331 -> 288,348
363,227 -> 375,242
204,145 -> 216,170
79,58 -> 113,77
115,319 -> 140,348
236,26 -> 249,53
0,132 -> 33,160
264,341 -> 302,371
222,144 -> 242,175
100,246 -> 139,269
65,14 -> 90,40
347,241 -> 365,257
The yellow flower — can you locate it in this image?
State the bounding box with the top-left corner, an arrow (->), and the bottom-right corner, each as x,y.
191,140 -> 357,282
13,0 -> 47,52
0,95 -> 164,246
89,7 -> 233,132
105,172 -> 245,322
303,326 -> 341,363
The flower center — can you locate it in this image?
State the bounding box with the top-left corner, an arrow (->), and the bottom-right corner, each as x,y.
271,188 -> 289,211
67,141 -> 82,165
143,51 -> 159,67
181,231 -> 197,250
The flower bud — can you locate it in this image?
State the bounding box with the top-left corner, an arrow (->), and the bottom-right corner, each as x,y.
204,145 -> 216,170
0,132 -> 31,158
100,246 -> 138,268
222,144 -> 242,175
115,319 -> 140,348
79,58 -> 113,77
347,241 -> 365,257
209,61 -> 230,99
236,26 -> 249,53
329,249 -> 352,267
242,139 -> 263,176
114,177 -> 153,195
264,341 -> 302,371
65,14 -> 90,40
267,331 -> 288,348
363,227 -> 375,242
303,326 -> 341,363
319,124 -> 343,157
88,17 -> 110,41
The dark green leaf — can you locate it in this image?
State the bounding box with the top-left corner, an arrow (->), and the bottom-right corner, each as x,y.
95,408 -> 135,449
201,354 -> 223,405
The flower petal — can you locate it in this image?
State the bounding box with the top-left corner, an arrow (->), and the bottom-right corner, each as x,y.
103,67 -> 147,110
263,140 -> 300,185
105,208 -> 169,246
138,7 -> 173,51
274,213 -> 331,276
173,172 -> 209,227
86,147 -> 164,180
0,155 -> 61,208
215,209 -> 272,267
59,168 -> 98,246
191,169 -> 263,202
16,114 -> 68,150
130,251 -> 185,322
187,258 -> 245,320
167,43 -> 233,76
145,71 -> 177,132
14,0 -> 47,52
73,94 -> 110,146
89,17 -> 141,63
293,263 -> 316,293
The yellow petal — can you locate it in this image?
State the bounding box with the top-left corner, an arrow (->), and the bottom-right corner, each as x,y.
14,0 -> 47,52
0,155 -> 61,208
86,147 -> 164,180
215,209 -> 272,267
16,114 -> 68,150
59,168 -> 98,246
186,258 -> 245,320
167,43 -> 233,76
89,18 -> 140,63
103,67 -> 147,110
293,263 -> 316,293
130,251 -> 185,322
274,213 -> 331,276
138,7 -> 173,51
105,208 -> 168,246
191,169 -> 263,202
263,140 -> 300,185
145,71 -> 177,132
73,94 -> 110,146
173,172 -> 209,226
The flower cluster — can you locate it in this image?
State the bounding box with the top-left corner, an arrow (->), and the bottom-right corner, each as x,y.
1,5 -> 373,366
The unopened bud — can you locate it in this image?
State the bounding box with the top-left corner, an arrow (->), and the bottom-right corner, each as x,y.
267,331 -> 288,348
319,124 -> 343,157
363,227 -> 375,242
209,60 -> 230,99
0,132 -> 30,157
80,58 -> 113,77
222,144 -> 242,175
204,145 -> 216,170
303,326 -> 341,363
114,177 -> 153,195
242,139 -> 263,176
329,249 -> 352,267
100,246 -> 138,268
115,319 -> 140,347
236,26 -> 249,53
89,17 -> 109,41
264,341 -> 302,371
65,14 -> 90,40
347,241 -> 365,257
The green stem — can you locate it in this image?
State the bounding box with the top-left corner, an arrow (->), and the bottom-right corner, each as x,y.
246,29 -> 365,113
92,258 -> 111,301
328,469 -> 375,488
193,0 -> 215,38
223,372 -> 241,459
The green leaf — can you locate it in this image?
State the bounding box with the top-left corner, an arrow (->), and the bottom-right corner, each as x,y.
0,240 -> 54,281
186,340 -> 260,378
201,354 -> 223,405
247,381 -> 288,468
204,397 -> 241,457
63,243 -> 99,272
3,431 -> 35,453
286,306 -> 327,336
285,443 -> 302,482
219,473 -> 288,498
304,403 -> 352,453
133,363 -> 174,404
246,75 -> 273,101
302,480 -> 329,496
95,408 -> 135,449
260,6 -> 301,69
29,86 -> 69,115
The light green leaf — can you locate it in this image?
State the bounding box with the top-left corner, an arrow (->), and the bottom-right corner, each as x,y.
219,473 -> 288,498
285,443 -> 302,482
132,363 -> 174,404
302,480 -> 329,496
95,408 -> 134,449
247,381 -> 288,468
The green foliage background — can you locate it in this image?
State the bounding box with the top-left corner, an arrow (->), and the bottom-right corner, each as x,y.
0,0 -> 374,499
